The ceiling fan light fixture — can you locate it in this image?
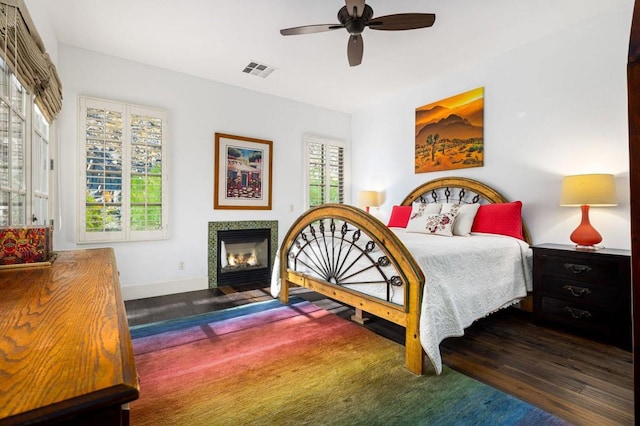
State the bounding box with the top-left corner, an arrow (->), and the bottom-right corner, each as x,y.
279,0 -> 436,66
242,61 -> 277,78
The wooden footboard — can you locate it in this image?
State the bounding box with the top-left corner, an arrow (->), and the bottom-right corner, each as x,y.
278,204 -> 426,375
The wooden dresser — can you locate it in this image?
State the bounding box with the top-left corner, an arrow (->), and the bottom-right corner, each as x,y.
0,248 -> 139,425
532,243 -> 631,349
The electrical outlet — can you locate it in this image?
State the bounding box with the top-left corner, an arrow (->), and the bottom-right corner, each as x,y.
178,260 -> 185,270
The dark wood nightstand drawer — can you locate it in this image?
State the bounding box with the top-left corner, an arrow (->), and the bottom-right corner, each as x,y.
539,297 -> 618,333
538,254 -> 622,285
536,277 -> 619,310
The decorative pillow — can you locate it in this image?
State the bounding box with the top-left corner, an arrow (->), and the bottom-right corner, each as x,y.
441,203 -> 480,236
406,202 -> 442,233
407,212 -> 456,237
411,201 -> 442,216
471,201 -> 524,240
387,205 -> 413,228
407,212 -> 458,236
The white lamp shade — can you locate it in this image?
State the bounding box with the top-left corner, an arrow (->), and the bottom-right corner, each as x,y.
357,190 -> 380,208
560,174 -> 617,207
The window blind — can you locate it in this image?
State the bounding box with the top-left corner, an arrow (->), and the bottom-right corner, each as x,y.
306,136 -> 345,208
79,96 -> 168,243
0,1 -> 62,121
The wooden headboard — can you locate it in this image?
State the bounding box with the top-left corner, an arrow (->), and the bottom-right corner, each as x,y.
399,177 -> 531,244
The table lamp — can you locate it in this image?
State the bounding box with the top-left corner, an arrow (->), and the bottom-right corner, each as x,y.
559,174 -> 617,249
357,190 -> 380,213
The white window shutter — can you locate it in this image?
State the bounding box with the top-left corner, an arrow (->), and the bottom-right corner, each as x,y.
304,135 -> 348,209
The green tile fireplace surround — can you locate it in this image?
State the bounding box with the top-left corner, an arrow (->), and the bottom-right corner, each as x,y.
208,220 -> 278,288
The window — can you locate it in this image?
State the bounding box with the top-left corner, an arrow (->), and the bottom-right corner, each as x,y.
304,134 -> 349,209
0,57 -> 50,227
32,104 -> 50,226
78,96 -> 168,243
0,1 -> 60,228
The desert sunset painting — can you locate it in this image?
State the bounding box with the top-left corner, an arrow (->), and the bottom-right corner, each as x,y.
415,87 -> 484,173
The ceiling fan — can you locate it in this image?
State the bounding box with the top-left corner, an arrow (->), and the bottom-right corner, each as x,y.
280,0 -> 436,67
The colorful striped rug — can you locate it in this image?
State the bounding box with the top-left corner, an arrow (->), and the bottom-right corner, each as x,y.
129,298 -> 569,425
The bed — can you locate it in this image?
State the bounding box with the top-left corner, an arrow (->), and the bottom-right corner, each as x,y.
271,177 -> 532,375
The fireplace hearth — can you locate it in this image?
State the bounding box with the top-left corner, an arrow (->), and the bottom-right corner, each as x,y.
208,221 -> 278,288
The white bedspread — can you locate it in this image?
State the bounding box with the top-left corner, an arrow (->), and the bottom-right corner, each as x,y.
393,230 -> 531,374
271,230 -> 532,375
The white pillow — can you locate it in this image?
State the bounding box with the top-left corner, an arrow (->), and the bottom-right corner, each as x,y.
406,202 -> 442,233
411,201 -> 442,215
441,203 -> 480,236
407,212 -> 458,236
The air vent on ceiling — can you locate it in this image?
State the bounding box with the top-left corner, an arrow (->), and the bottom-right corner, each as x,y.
242,61 -> 276,78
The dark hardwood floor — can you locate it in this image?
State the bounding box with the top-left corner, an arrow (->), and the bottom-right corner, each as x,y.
125,283 -> 633,425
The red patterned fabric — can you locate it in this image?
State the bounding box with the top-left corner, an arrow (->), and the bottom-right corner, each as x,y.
471,201 -> 524,240
387,205 -> 413,228
0,227 -> 52,265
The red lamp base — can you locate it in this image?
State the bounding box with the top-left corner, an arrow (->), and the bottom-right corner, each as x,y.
569,205 -> 602,249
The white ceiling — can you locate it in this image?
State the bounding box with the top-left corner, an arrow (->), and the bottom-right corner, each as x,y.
42,0 -> 629,113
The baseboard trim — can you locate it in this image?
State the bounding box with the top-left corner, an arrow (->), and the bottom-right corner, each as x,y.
121,277 -> 208,301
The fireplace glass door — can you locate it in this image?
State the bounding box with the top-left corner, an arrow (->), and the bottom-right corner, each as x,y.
217,228 -> 271,286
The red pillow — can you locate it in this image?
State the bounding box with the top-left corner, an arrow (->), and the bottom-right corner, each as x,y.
471,201 -> 524,240
387,205 -> 412,228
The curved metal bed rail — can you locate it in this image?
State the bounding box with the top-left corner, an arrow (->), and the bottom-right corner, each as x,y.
288,218 -> 402,301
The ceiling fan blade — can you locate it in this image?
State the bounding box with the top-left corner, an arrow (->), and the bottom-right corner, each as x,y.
368,13 -> 436,31
347,34 -> 363,67
345,0 -> 365,17
280,24 -> 343,36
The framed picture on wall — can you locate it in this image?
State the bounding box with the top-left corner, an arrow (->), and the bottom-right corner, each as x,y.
214,133 -> 273,210
415,87 -> 484,173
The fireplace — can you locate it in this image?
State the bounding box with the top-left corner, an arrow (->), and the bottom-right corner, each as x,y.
208,221 -> 278,288
218,229 -> 270,286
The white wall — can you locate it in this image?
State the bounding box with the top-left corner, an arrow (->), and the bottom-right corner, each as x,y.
352,4 -> 633,250
54,45 -> 350,299
25,0 -> 634,300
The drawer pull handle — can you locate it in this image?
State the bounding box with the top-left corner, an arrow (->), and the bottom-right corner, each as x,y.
563,306 -> 592,320
562,285 -> 592,298
563,263 -> 592,274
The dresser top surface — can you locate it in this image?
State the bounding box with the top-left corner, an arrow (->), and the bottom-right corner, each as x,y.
0,248 -> 138,422
533,243 -> 631,258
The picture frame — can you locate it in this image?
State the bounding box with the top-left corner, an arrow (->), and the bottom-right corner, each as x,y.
214,133 -> 273,210
415,87 -> 484,173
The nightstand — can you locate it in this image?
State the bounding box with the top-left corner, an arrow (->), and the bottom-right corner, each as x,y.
532,243 -> 631,350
